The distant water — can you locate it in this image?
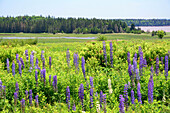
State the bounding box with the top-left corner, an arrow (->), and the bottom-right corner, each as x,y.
1,37 -> 96,39
136,26 -> 170,32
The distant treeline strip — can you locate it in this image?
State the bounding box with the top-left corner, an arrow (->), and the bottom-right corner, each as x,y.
0,16 -> 128,34
117,19 -> 170,26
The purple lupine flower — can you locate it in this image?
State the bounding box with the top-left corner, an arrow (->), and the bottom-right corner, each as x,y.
95,92 -> 98,98
66,49 -> 70,68
90,88 -> 93,108
100,90 -> 103,108
128,64 -> 132,77
49,75 -> 51,85
124,84 -> 128,111
134,52 -> 137,60
42,58 -> 45,69
35,70 -> 38,86
25,50 -> 28,61
127,51 -> 131,65
110,42 -> 113,67
119,95 -> 125,113
41,50 -> 44,61
73,53 -> 79,72
165,55 -> 168,80
144,58 -> 147,67
131,89 -> 135,104
72,103 -> 76,111
136,68 -> 140,81
103,41 -> 107,67
12,61 -> 15,76
103,94 -> 107,113
49,56 -> 51,69
16,54 -> 19,63
29,90 -> 32,106
35,58 -> 39,69
53,75 -> 57,91
35,95 -> 39,107
156,56 -> 159,76
161,57 -> 164,65
18,61 -> 22,76
7,58 -> 10,73
79,83 -> 84,110
90,77 -> 94,88
66,86 -> 70,110
25,90 -> 28,98
20,98 -> 25,111
139,50 -> 144,76
0,80 -> 2,98
14,92 -> 18,106
20,58 -> 25,69
15,82 -> 19,95
133,57 -> 137,74
137,82 -> 142,104
42,69 -> 46,85
148,77 -> 153,103
81,57 -> 86,80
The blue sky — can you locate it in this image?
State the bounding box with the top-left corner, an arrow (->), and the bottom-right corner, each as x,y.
0,0 -> 170,19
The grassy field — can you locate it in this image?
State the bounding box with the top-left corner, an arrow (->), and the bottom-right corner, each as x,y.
0,33 -> 170,112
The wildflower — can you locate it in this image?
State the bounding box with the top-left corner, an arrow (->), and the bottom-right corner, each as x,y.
134,52 -> 137,60
7,58 -> 10,73
124,84 -> 128,111
74,53 -> 79,72
100,90 -> 103,108
35,70 -> 38,86
108,78 -> 113,94
144,58 -> 147,67
131,89 -> 135,104
72,103 -> 76,111
29,90 -> 32,106
165,55 -> 168,80
161,57 -> 163,65
25,50 -> 28,61
12,61 -> 15,76
20,58 -> 25,69
16,54 -> 19,63
35,58 -> 39,69
53,75 -> 57,91
42,69 -> 46,85
30,54 -> 34,69
103,41 -> 107,67
90,88 -> 93,108
15,82 -> 19,95
66,86 -> 70,110
41,50 -> 45,61
137,82 -> 142,104
49,56 -> 51,69
18,61 -> 22,76
49,75 -> 51,85
79,83 -> 84,110
110,42 -> 113,67
119,95 -> 125,113
14,92 -> 18,106
103,94 -> 107,113
20,98 -> 25,112
90,77 -> 94,88
156,56 -> 159,75
127,51 -> 131,65
139,50 -> 144,76
148,66 -> 154,103
35,95 -> 39,107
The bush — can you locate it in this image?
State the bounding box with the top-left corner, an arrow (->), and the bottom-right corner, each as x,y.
157,30 -> 165,39
97,35 -> 107,41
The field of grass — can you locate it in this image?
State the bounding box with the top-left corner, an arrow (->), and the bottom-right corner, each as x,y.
0,33 -> 170,112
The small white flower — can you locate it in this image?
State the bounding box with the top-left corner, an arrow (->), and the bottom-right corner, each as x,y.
108,78 -> 113,94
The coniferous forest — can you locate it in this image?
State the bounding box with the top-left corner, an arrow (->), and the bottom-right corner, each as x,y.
0,16 -> 128,34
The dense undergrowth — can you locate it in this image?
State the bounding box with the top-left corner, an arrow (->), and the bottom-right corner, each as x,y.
0,40 -> 169,112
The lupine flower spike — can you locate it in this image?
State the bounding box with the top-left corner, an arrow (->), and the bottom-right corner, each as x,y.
81,57 -> 88,89
165,55 -> 168,80
66,86 -> 70,110
103,94 -> 107,113
137,82 -> 142,104
20,98 -> 25,112
110,42 -> 113,67
12,61 -> 15,76
90,88 -> 93,109
35,95 -> 39,107
124,84 -> 128,111
79,84 -> 84,110
49,56 -> 51,69
103,41 -> 107,67
29,90 -> 32,106
7,58 -> 10,73
119,95 -> 125,113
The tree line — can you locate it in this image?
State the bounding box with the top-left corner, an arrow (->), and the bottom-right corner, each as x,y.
118,19 -> 170,26
0,16 -> 130,34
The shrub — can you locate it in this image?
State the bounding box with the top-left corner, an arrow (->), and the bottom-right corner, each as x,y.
97,35 -> 107,41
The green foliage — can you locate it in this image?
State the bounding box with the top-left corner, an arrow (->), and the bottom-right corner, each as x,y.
0,39 -> 170,112
157,30 -> 165,39
97,35 -> 107,41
